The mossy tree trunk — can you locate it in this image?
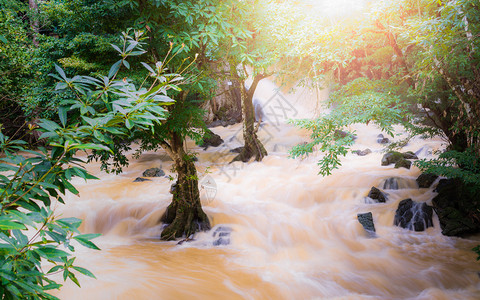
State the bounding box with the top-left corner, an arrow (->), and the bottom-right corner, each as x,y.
159,132 -> 210,240
232,68 -> 268,162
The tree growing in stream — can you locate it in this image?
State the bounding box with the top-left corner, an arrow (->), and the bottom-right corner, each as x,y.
0,29 -> 181,298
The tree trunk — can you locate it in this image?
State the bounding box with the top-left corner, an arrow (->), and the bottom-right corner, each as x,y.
159,133 -> 210,240
232,71 -> 268,162
29,0 -> 39,46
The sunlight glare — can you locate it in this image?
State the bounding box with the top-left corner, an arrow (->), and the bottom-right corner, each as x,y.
306,0 -> 366,18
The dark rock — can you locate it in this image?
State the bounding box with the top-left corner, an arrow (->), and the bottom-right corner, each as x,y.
229,146 -> 244,153
200,129 -> 224,149
367,187 -> 387,203
383,178 -> 399,190
432,179 -> 480,236
213,237 -> 230,246
142,167 -> 165,177
381,151 -> 418,166
357,212 -> 376,237
177,238 -> 195,245
208,119 -> 238,128
416,173 -> 439,188
377,134 -> 385,139
169,182 -> 178,194
394,199 -> 434,231
402,151 -> 418,159
377,137 -> 390,144
381,152 -> 404,166
212,226 -> 232,246
353,149 -> 372,156
213,226 -> 232,237
133,177 -> 151,182
394,159 -> 412,169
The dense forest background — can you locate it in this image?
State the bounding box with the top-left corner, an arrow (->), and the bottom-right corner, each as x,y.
1,0 -> 479,298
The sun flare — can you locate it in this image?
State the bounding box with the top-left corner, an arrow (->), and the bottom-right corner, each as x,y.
305,0 -> 366,18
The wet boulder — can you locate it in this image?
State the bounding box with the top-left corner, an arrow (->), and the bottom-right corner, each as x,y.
402,151 -> 418,159
353,149 -> 372,156
357,212 -> 376,237
229,146 -> 244,153
381,152 -> 404,166
200,129 -> 224,149
142,167 -> 165,177
366,187 -> 387,203
394,159 -> 412,169
212,226 -> 232,246
381,151 -> 418,167
208,119 -> 238,128
432,179 -> 480,236
377,134 -> 389,144
394,199 -> 434,231
416,173 -> 439,188
133,177 -> 151,182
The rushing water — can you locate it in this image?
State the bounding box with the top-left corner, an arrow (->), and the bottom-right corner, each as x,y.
52,80 -> 480,299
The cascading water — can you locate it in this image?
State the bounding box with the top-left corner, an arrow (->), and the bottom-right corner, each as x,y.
51,79 -> 480,300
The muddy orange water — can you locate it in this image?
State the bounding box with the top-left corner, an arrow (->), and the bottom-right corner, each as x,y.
51,80 -> 480,299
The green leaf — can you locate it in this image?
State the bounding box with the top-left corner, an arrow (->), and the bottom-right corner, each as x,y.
58,106 -> 68,127
72,266 -> 96,279
12,229 -> 29,247
0,220 -> 27,230
36,247 -> 70,260
57,217 -> 82,231
141,62 -> 155,74
108,60 -> 123,79
123,60 -> 130,69
46,231 -> 66,244
111,44 -> 122,54
71,143 -> 112,153
0,269 -> 15,281
125,119 -> 134,129
68,272 -> 81,287
73,234 -> 101,250
47,265 -> 64,274
54,64 -> 68,81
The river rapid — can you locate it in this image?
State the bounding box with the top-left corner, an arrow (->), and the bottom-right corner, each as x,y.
52,80 -> 480,300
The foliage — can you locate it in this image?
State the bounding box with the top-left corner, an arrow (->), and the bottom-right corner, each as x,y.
290,90 -> 407,175
279,0 -> 480,177
0,29 -> 178,298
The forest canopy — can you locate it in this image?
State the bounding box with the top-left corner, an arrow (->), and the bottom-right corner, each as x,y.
1,0 -> 479,298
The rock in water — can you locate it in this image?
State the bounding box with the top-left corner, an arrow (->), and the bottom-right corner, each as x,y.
200,129 -> 224,149
381,151 -> 418,166
416,173 -> 439,188
402,151 -> 418,159
394,199 -> 434,231
212,226 -> 232,246
357,212 -> 376,237
381,152 -> 404,166
353,149 -> 372,156
432,179 -> 480,236
142,167 -> 165,177
366,187 -> 387,203
377,138 -> 390,144
133,177 -> 151,182
394,159 -> 412,169
229,146 -> 244,153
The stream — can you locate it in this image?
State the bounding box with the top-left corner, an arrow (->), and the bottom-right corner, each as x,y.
52,80 -> 480,299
